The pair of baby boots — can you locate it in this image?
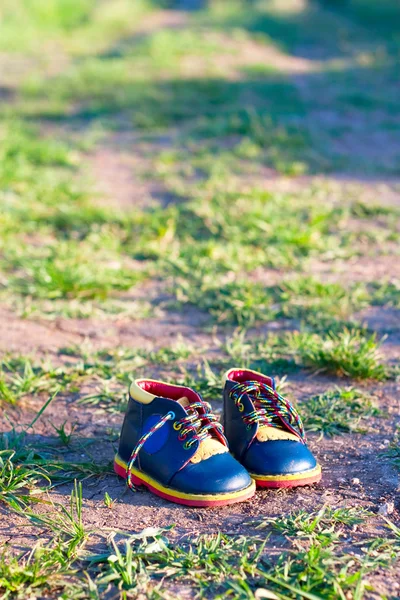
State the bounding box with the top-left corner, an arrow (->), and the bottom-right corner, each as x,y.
114,368 -> 321,507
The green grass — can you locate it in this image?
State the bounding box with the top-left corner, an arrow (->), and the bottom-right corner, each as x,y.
0,122 -> 149,314
301,387 -> 382,436
370,280 -> 400,308
0,0 -> 154,53
252,506 -> 374,544
171,272 -> 368,328
288,329 -> 388,379
274,276 -> 369,328
0,432 -> 113,501
0,449 -> 51,510
5,242 -> 142,300
223,328 -> 388,381
0,481 -> 90,597
0,545 -> 79,599
2,504 -> 398,599
0,118 -> 396,325
0,343 -> 197,411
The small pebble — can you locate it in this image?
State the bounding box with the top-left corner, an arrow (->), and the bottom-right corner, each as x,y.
338,477 -> 346,484
378,501 -> 394,516
351,478 -> 360,485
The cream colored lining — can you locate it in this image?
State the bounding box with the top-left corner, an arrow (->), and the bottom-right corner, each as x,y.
129,379 -> 157,404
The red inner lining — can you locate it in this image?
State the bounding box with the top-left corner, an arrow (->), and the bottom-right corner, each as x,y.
137,380 -> 200,403
227,369 -> 274,388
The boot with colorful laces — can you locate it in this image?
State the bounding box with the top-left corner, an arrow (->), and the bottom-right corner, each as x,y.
114,379 -> 255,507
223,368 -> 321,488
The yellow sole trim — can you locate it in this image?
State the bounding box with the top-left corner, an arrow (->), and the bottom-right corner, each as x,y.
250,464 -> 322,481
114,455 -> 256,501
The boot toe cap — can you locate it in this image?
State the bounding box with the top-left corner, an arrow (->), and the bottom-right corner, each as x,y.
243,440 -> 317,476
169,452 -> 253,495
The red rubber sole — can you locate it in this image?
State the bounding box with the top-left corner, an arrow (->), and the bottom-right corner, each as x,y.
252,468 -> 322,489
114,459 -> 256,507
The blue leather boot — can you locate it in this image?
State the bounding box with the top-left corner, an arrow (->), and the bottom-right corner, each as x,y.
223,368 -> 321,488
115,378 -> 255,506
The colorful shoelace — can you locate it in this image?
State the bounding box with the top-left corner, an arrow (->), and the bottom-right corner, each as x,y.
230,380 -> 306,442
126,401 -> 226,489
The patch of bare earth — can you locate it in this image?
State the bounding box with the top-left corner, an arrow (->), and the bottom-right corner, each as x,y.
88,129 -> 180,210
308,254 -> 400,284
0,299 -> 213,358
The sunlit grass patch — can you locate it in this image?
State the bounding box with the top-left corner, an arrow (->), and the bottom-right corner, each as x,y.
3,241 -> 142,301
0,340 -> 197,412
14,296 -> 155,320
0,0 -> 153,53
0,544 -> 81,598
0,356 -> 71,404
0,482 -> 90,596
0,427 -> 113,494
288,329 -> 388,379
0,121 -> 119,230
188,106 -> 313,176
224,328 -> 388,380
171,267 -> 368,328
276,276 -> 369,325
370,280 -> 400,308
0,120 -> 85,239
300,387 -> 382,436
155,186 -> 375,327
0,353 -> 112,405
174,275 -> 275,326
252,505 -> 374,542
0,120 -> 151,314
349,200 -> 400,221
2,516 -> 398,600
0,120 -> 76,171
0,450 -> 51,510
85,510 -> 400,599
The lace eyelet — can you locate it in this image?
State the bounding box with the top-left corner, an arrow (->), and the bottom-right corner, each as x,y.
173,422 -> 182,431
246,424 -> 252,430
178,433 -> 187,442
237,402 -> 245,413
183,441 -> 191,450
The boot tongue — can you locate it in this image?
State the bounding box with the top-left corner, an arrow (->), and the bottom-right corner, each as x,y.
176,397 -> 227,463
257,424 -> 299,442
256,403 -> 299,442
